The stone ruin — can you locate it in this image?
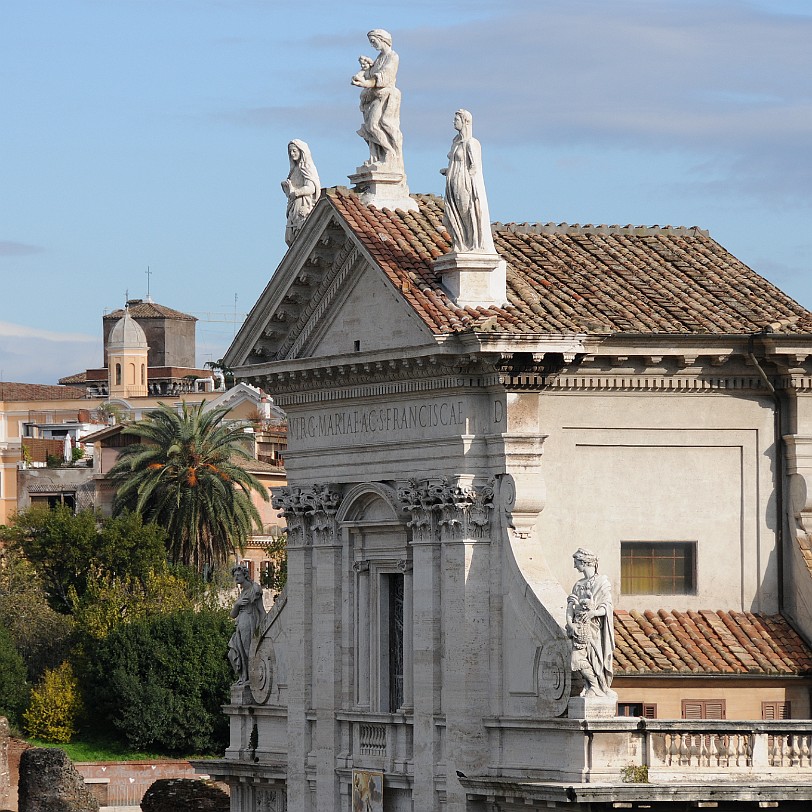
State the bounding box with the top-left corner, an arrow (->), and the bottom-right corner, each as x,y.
140,778 -> 230,812
18,748 -> 99,812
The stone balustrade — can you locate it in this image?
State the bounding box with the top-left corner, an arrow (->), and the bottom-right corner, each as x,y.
483,716 -> 812,784
335,712 -> 414,777
646,720 -> 812,775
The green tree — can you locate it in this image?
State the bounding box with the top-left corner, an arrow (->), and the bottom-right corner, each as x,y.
0,624 -> 28,726
3,507 -> 169,613
260,532 -> 287,591
109,401 -> 268,570
86,608 -> 232,754
3,507 -> 98,612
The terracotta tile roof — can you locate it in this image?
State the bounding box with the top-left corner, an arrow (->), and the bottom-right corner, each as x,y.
58,372 -> 87,385
614,609 -> 812,676
105,300 -> 196,321
327,188 -> 812,336
0,382 -> 86,402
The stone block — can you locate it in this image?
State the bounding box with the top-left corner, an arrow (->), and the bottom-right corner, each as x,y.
568,691 -> 618,719
18,748 -> 99,812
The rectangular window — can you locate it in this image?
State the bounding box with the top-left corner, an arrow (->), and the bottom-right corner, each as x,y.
762,701 -> 791,720
618,702 -> 657,719
682,699 -> 725,719
259,560 -> 274,589
240,559 -> 255,581
380,573 -> 404,713
621,541 -> 696,595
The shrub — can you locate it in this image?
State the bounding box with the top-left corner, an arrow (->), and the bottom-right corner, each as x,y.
23,661 -> 83,743
0,623 -> 28,725
86,608 -> 232,754
0,591 -> 76,682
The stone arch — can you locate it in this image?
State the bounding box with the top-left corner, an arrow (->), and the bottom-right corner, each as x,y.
336,482 -> 403,526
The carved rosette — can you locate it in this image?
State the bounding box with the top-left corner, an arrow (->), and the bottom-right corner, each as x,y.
397,477 -> 494,542
272,484 -> 343,545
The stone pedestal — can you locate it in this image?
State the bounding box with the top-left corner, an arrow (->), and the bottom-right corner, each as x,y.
568,690 -> 618,719
230,683 -> 254,705
348,166 -> 418,212
434,251 -> 507,308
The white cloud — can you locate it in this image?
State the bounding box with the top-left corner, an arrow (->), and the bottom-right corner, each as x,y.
0,321 -> 96,343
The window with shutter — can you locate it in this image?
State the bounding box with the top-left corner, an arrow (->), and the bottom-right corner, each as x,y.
681,699 -> 726,719
617,702 -> 658,719
762,701 -> 791,720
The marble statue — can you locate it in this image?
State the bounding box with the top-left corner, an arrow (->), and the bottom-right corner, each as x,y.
440,109 -> 496,255
227,564 -> 266,685
281,139 -> 320,246
351,29 -> 404,172
566,548 -> 614,697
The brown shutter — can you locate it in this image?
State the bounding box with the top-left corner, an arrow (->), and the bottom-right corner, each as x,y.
642,704 -> 657,719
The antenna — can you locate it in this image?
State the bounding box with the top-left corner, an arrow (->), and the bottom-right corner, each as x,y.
146,266 -> 153,302
234,293 -> 238,337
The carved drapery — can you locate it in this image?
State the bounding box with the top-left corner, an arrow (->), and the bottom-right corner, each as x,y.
397,477 -> 494,542
272,484 -> 343,546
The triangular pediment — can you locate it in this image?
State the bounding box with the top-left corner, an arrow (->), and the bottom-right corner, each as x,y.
225,197 -> 436,369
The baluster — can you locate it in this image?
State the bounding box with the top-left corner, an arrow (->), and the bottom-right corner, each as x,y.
700,732 -> 710,766
790,734 -> 801,767
666,733 -> 678,766
679,733 -> 690,765
802,735 -> 811,767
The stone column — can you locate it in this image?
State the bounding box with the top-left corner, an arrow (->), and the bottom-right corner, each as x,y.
398,480 -> 443,812
438,479 -> 495,812
398,559 -> 414,711
354,560 -> 371,708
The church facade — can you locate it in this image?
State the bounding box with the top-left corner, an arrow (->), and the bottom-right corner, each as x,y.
200,185 -> 812,810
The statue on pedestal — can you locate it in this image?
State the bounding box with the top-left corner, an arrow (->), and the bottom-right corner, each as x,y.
351,29 -> 404,172
566,548 -> 614,697
440,109 -> 495,255
228,564 -> 266,685
281,139 -> 320,246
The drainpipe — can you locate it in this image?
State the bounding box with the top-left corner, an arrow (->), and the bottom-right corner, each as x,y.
747,335 -> 785,612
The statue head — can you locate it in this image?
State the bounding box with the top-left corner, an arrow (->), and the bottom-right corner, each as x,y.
231,563 -> 251,582
367,29 -> 392,49
572,547 -> 599,571
288,139 -> 312,167
454,109 -> 473,139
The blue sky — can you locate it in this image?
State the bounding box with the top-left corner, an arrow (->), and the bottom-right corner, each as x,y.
2,0 -> 811,384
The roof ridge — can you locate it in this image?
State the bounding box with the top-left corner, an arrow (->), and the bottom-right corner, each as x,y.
492,221 -> 710,238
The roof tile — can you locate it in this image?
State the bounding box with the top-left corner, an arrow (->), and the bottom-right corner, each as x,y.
614,610 -> 812,677
326,189 -> 812,336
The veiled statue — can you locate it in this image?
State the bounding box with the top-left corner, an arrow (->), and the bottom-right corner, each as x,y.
440,109 -> 496,254
351,29 -> 404,172
566,548 -> 615,697
227,564 -> 266,685
281,139 -> 320,246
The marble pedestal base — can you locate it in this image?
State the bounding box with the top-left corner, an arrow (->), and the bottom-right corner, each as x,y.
568,690 -> 618,719
231,683 -> 254,704
434,251 -> 507,308
348,166 -> 418,212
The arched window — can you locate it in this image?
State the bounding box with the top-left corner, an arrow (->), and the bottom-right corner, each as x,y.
141,364 -> 146,385
127,363 -> 136,385
115,363 -> 122,385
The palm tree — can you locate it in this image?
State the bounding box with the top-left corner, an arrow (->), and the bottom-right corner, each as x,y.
109,401 -> 268,571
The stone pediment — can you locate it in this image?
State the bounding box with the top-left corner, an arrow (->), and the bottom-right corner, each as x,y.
226,196 -> 436,371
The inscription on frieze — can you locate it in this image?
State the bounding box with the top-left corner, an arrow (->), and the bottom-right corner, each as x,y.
288,398 -> 466,447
